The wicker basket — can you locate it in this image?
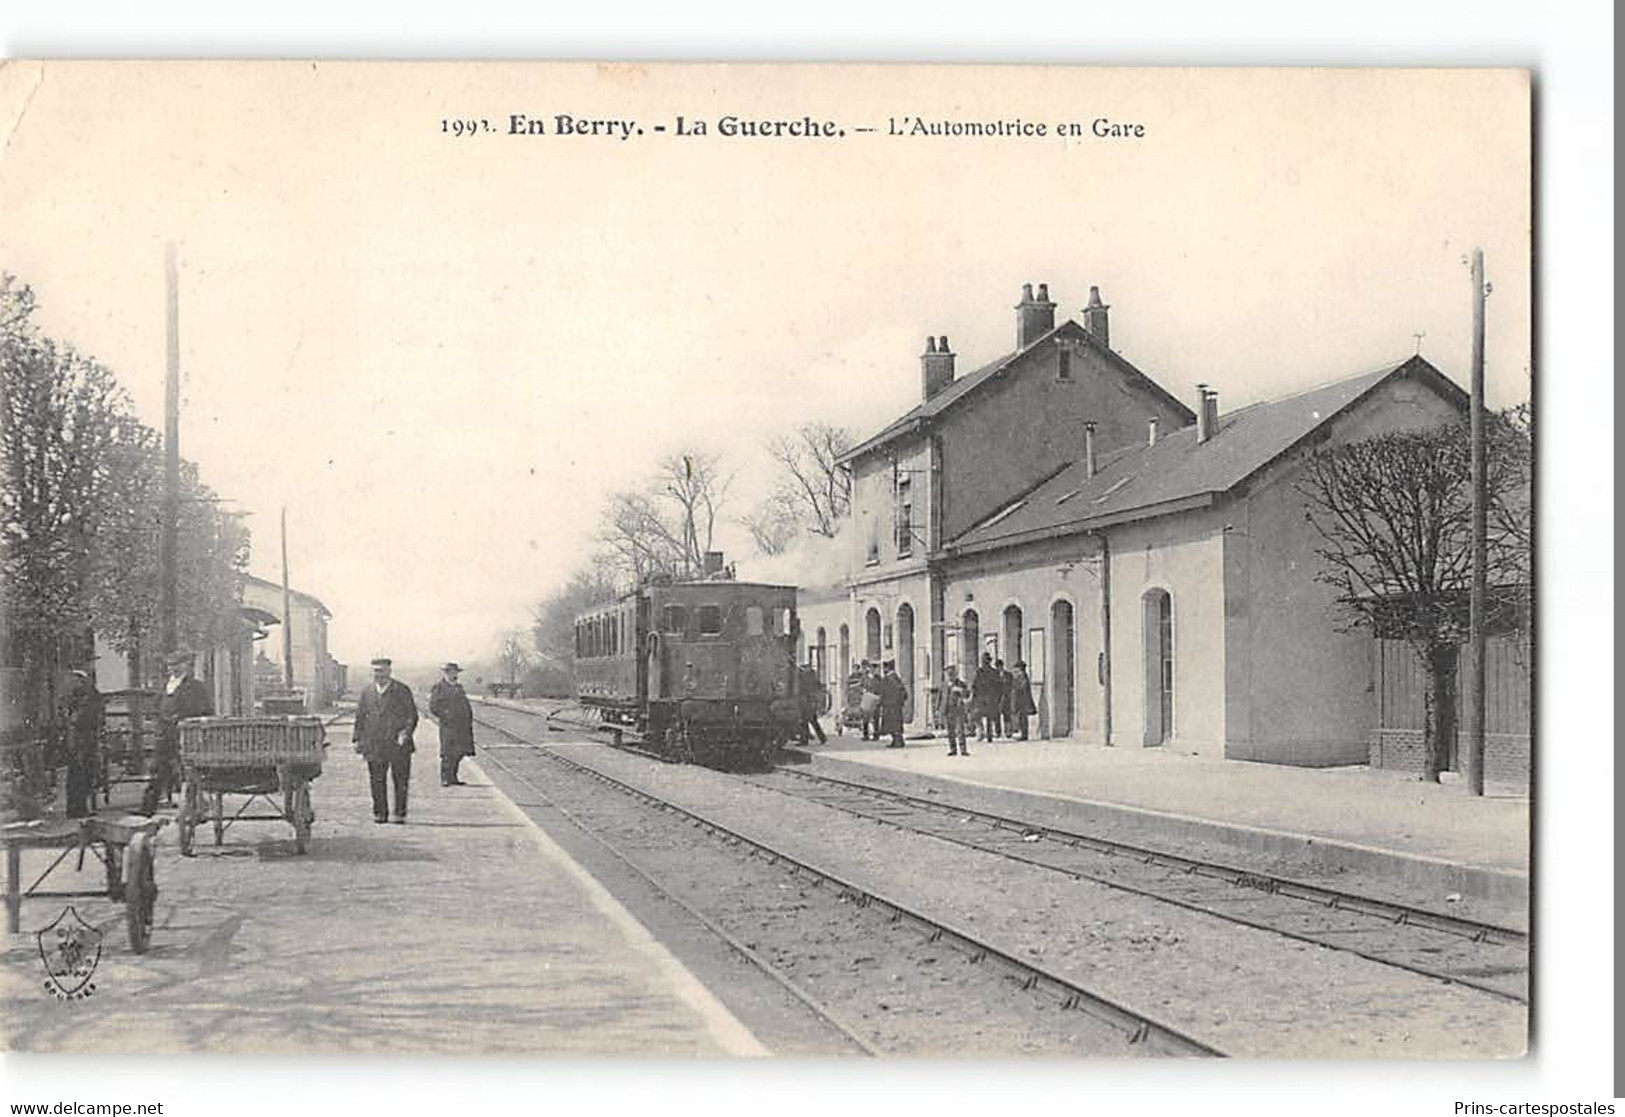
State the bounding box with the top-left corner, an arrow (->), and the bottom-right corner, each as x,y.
180,716 -> 327,767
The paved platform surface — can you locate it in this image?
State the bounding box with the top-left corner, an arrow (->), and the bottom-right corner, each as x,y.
803,727 -> 1529,889
1,723 -> 763,1055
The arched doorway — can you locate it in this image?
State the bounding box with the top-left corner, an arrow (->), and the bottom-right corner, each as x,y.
896,604 -> 916,722
1143,589 -> 1173,745
960,609 -> 980,671
1002,604 -> 1024,667
1050,600 -> 1075,737
864,608 -> 882,663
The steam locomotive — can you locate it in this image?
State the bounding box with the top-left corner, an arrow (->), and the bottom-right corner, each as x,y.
573,564 -> 802,769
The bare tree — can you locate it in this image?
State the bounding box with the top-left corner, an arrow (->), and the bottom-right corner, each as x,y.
598,448 -> 733,582
739,492 -> 799,556
764,422 -> 854,540
1298,418 -> 1526,783
496,629 -> 531,686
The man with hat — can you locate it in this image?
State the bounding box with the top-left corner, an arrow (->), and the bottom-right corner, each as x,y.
143,650 -> 213,816
353,656 -> 418,823
878,658 -> 908,749
428,662 -> 475,786
59,667 -> 104,818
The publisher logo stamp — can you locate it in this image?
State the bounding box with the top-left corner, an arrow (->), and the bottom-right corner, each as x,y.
37,906 -> 101,1000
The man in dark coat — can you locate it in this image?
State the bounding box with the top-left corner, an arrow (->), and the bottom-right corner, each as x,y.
796,662 -> 827,746
971,653 -> 1001,743
1009,661 -> 1038,741
878,659 -> 907,749
353,656 -> 418,823
60,669 -> 104,818
996,658 -> 1013,737
429,662 -> 475,786
143,650 -> 213,815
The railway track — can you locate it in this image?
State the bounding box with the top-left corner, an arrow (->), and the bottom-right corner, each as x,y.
482,699 -> 1528,1006
471,707 -> 1224,1057
741,767 -> 1530,1005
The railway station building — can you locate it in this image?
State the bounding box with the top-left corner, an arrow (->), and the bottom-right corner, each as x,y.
797,283 -> 1530,779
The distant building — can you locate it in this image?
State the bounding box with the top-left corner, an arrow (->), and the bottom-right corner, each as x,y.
796,281 -> 1530,781
241,576 -> 343,710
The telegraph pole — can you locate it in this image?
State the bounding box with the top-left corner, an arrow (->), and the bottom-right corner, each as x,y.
1465,248 -> 1488,796
160,243 -> 180,657
281,507 -> 295,691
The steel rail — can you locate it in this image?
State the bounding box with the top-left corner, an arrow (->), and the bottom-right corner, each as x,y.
475,740 -> 879,1057
473,710 -> 1224,1058
746,767 -> 1528,1005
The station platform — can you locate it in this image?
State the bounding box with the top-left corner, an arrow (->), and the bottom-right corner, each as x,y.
1,722 -> 765,1055
796,727 -> 1530,917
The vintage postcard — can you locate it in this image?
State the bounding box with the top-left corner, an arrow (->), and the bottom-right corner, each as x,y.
0,62 -> 1533,1064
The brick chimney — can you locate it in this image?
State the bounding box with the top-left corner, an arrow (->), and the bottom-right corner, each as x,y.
921,335 -> 955,400
1084,421 -> 1098,477
1195,384 -> 1211,443
1015,282 -> 1056,349
1083,286 -> 1110,349
1147,416 -> 1159,446
1202,387 -> 1219,441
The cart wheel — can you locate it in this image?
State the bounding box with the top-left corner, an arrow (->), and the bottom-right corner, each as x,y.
123,833 -> 157,954
212,792 -> 225,847
292,782 -> 313,855
177,780 -> 198,857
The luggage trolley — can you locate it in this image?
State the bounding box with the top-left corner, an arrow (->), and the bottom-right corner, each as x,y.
176,717 -> 325,856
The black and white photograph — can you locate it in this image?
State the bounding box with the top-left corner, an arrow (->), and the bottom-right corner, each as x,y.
0,18 -> 1612,1114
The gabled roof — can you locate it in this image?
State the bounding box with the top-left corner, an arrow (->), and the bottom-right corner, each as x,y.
839,320 -> 1194,466
243,574 -> 332,618
946,356 -> 1465,554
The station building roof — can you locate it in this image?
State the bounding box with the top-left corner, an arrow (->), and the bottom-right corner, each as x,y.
944,355 -> 1466,556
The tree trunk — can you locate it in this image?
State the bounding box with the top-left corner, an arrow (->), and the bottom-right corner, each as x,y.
1421,643 -> 1459,783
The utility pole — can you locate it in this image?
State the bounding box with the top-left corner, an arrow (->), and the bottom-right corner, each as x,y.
281,507 -> 295,691
1465,248 -> 1488,796
160,243 -> 180,657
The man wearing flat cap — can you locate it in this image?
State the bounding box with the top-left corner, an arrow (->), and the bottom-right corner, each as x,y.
428,662 -> 475,787
353,657 -> 418,823
142,650 -> 213,815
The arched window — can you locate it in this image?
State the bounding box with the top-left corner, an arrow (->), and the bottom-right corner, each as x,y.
865,608 -> 882,662
961,608 -> 981,670
1003,603 -> 1025,667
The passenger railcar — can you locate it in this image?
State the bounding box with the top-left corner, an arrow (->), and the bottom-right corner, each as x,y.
573,576 -> 802,768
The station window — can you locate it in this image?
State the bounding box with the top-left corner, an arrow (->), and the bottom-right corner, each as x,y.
896,477 -> 913,558
697,605 -> 724,636
661,604 -> 688,634
745,606 -> 764,636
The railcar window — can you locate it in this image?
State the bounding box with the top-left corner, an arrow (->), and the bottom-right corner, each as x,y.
661,604 -> 688,634
697,605 -> 724,636
745,606 -> 764,636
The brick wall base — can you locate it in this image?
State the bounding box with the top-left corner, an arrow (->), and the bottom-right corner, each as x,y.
1368,729 -> 1530,785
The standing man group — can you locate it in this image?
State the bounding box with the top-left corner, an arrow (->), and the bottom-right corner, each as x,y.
429,662 -> 475,786
971,653 -> 1002,743
353,656 -> 417,823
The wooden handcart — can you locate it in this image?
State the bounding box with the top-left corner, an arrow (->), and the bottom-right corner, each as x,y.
177,717 -> 326,856
1,813 -> 168,952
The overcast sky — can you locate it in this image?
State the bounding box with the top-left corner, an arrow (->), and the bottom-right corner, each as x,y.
0,63 -> 1532,666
